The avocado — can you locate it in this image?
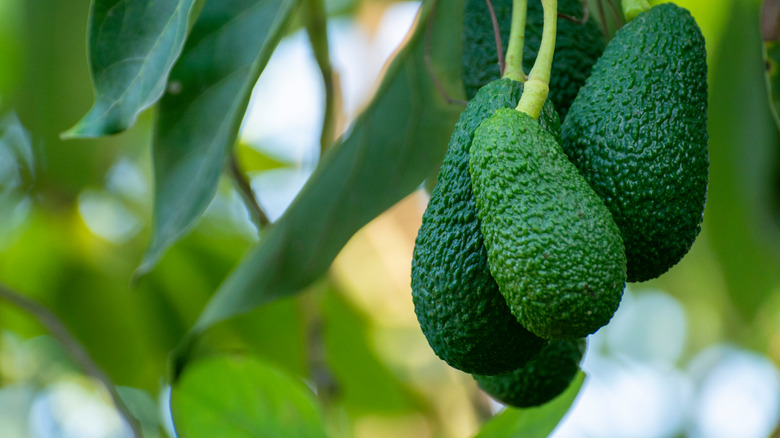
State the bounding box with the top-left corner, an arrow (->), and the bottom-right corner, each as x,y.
469,108 -> 626,340
474,338 -> 586,408
461,0 -> 605,117
560,3 -> 708,282
411,78 -> 559,375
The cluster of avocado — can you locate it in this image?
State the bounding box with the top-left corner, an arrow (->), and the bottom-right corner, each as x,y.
411,2 -> 708,408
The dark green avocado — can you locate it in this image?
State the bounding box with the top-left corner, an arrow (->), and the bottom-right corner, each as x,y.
411,79 -> 559,375
461,0 -> 604,117
469,108 -> 626,340
474,338 -> 586,408
560,3 -> 709,282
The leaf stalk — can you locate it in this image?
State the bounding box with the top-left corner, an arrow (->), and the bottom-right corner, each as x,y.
503,0 -> 528,82
516,0 -> 557,118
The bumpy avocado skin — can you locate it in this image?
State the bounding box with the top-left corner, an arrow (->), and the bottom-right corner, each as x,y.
469,108 -> 626,340
461,0 -> 604,117
411,79 -> 559,375
560,4 -> 708,282
473,338 -> 586,408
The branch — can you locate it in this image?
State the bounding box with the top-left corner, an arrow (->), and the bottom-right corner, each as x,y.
0,284 -> 142,438
485,0 -> 506,74
305,0 -> 340,154
302,291 -> 339,404
229,153 -> 270,229
604,0 -> 624,26
558,0 -> 589,24
596,0 -> 608,36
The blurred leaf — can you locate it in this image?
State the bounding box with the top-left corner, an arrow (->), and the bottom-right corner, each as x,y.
473,372 -> 585,438
705,0 -> 780,325
235,141 -> 288,173
321,286 -> 425,415
197,296 -> 309,378
171,355 -> 328,438
16,0 -> 130,199
0,201 -> 256,392
62,0 -> 198,138
286,0 -> 361,34
174,0 -> 464,365
138,0 -> 303,275
0,113 -> 33,185
117,386 -> 164,438
0,334 -> 79,384
763,0 -> 780,129
0,113 -> 34,246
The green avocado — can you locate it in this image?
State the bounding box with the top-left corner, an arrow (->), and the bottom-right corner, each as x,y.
560,3 -> 709,282
469,108 -> 626,340
462,0 -> 604,117
473,338 -> 586,408
411,79 -> 559,375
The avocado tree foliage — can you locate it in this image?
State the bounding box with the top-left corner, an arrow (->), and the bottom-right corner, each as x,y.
1,0 -> 780,437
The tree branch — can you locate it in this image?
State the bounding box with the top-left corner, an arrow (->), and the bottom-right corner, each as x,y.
229,153 -> 270,229
305,0 -> 340,154
596,0 -> 608,36
603,0 -> 624,27
485,0 -> 506,74
558,0 -> 589,24
0,283 -> 142,438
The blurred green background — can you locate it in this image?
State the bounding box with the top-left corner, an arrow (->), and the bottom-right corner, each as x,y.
1,0 -> 779,437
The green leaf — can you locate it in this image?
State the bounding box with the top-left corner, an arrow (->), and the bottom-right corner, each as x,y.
62,0 -> 198,138
706,0 -> 780,322
171,355 -> 328,438
473,372 -> 585,438
137,0 -> 303,275
235,141 -> 288,172
321,286 -> 426,415
172,0 -> 464,365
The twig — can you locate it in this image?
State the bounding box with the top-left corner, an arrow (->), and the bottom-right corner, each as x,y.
603,0 -> 623,26
228,153 -> 270,229
485,0 -> 505,74
558,0 -> 589,24
0,283 -> 142,438
305,0 -> 339,154
596,0 -> 608,36
302,291 -> 339,404
424,0 -> 468,106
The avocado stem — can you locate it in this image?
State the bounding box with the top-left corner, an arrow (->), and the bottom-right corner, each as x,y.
622,0 -> 650,22
502,0 -> 528,83
516,0 -> 557,118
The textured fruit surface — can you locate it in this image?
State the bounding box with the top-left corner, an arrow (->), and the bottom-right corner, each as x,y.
561,3 -> 708,282
474,338 -> 586,408
411,79 -> 559,375
470,108 -> 626,340
461,0 -> 604,117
